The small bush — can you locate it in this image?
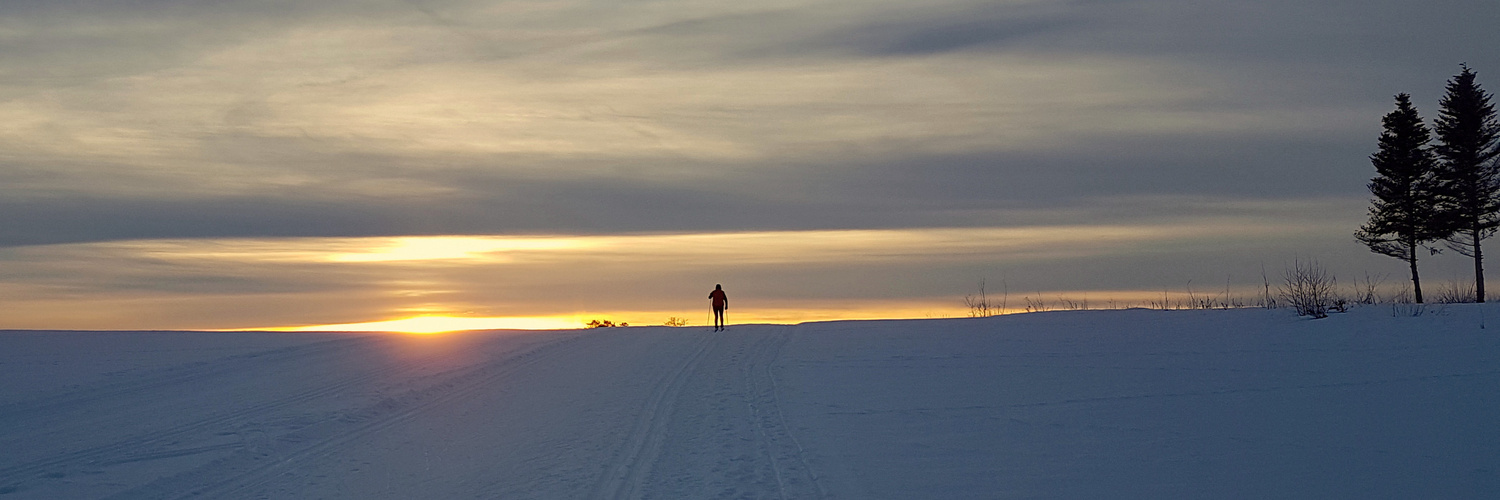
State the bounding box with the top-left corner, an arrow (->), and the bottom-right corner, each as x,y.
1349,272 -> 1385,305
1433,281 -> 1477,304
1024,294 -> 1050,313
1259,265 -> 1280,309
1056,296 -> 1087,310
1280,259 -> 1335,318
663,317 -> 688,327
964,279 -> 996,317
1330,297 -> 1349,313
586,319 -> 627,328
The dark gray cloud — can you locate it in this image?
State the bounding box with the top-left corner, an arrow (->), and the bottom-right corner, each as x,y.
1034,0 -> 1500,103
1,0 -> 1498,247
626,2 -> 1075,61
7,0 -> 1500,329
844,16 -> 1063,56
0,130 -> 1370,248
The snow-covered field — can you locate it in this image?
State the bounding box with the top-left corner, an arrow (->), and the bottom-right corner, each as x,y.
1,306 -> 1496,499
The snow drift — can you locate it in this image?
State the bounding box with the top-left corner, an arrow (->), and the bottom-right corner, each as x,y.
1,306 -> 1496,499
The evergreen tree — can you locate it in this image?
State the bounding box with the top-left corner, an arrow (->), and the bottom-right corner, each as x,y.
1356,94 -> 1443,303
1433,64 -> 1500,302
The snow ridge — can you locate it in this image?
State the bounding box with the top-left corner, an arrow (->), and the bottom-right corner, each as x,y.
1,307 -> 1497,499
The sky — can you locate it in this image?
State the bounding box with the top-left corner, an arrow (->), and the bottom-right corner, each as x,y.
2,0 -> 1499,331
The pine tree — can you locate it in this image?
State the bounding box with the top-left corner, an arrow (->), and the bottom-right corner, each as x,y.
1356,94 -> 1443,303
1433,64 -> 1500,302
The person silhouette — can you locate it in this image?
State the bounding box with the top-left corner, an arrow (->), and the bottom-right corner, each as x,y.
709,284 -> 728,331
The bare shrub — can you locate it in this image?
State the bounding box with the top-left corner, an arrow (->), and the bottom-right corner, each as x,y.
1349,272 -> 1386,305
663,317 -> 688,327
1280,260 -> 1335,318
964,279 -> 995,317
1214,277 -> 1241,310
1057,296 -> 1086,310
1185,282 -> 1220,309
1024,294 -> 1050,313
1259,264 -> 1279,309
1433,281 -> 1478,303
586,319 -> 627,328
1330,297 -> 1349,313
1185,281 -> 1210,309
1151,289 -> 1171,311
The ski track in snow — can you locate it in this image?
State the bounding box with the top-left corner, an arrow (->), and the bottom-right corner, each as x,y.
0,336 -> 387,486
2,307 -> 1499,499
752,326 -> 823,500
586,331 -> 711,500
0,327 -> 827,499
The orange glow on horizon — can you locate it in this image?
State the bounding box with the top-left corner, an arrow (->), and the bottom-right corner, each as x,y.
249,315 -> 585,334
0,225 -> 1315,331
325,236 -> 592,263
217,287 -> 1269,334
236,304 -> 976,334
84,224 -> 1304,269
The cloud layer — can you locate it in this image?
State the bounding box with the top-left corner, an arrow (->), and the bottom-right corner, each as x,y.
2,0 -> 1498,327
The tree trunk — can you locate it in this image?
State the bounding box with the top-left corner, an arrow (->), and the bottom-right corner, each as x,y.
1475,228 -> 1486,303
1409,243 -> 1423,303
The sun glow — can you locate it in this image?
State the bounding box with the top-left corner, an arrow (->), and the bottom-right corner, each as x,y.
263,315 -> 584,334
0,221 -> 1335,331
326,236 -> 591,263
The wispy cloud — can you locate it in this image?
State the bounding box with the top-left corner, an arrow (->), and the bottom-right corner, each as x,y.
1,0 -> 1498,327
0,209 -> 1380,330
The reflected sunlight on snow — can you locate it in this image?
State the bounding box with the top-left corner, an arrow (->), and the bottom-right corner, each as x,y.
255,315 -> 585,334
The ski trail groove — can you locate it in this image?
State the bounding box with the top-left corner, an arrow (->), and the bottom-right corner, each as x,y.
0,336 -> 371,425
0,337 -> 394,486
745,330 -> 791,500
101,333 -> 588,500
749,325 -> 825,499
587,333 -> 714,500
770,332 -> 824,499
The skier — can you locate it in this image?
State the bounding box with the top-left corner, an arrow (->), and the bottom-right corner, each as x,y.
709,284 -> 728,331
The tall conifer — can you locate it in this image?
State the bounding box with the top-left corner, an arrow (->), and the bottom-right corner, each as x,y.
1357,94 -> 1442,303
1433,64 -> 1500,302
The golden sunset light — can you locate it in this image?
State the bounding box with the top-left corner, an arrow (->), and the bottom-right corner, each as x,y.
0,0 -> 1491,333
323,236 -> 595,263
0,220 -> 1352,331
258,315 -> 586,334
5,1 -> 1498,497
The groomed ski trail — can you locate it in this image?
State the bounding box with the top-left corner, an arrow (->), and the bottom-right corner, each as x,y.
586,332 -> 713,499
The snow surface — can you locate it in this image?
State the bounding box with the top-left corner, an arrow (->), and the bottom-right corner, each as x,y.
1,306 -> 1497,499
